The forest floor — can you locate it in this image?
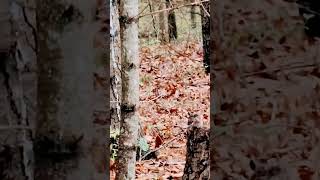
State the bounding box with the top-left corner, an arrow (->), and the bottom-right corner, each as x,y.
110,41 -> 209,179
109,3 -> 207,179
135,41 -> 210,179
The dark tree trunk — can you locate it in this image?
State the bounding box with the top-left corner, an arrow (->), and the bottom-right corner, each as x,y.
201,1 -> 210,74
166,0 -> 178,40
182,126 -> 210,180
0,0 -> 36,179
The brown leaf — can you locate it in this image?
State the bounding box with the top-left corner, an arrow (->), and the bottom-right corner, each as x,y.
155,135 -> 163,148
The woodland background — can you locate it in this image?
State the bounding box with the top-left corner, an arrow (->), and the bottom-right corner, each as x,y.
110,0 -> 210,179
1,0 -> 320,179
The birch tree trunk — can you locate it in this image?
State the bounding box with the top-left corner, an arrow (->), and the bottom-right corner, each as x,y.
201,1 -> 210,74
115,0 -> 140,179
110,0 -> 122,130
0,0 -> 36,179
35,0 -> 107,179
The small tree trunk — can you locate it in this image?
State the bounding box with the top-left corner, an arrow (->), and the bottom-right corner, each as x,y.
110,0 -> 122,130
166,0 -> 177,40
159,0 -> 169,44
182,123 -> 209,180
115,0 -> 140,179
147,0 -> 158,38
190,1 -> 197,29
201,1 -> 210,74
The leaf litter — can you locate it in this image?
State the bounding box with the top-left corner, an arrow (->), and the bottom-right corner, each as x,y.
137,41 -> 210,179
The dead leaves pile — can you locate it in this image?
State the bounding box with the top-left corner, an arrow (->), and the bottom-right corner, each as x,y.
137,42 -> 210,179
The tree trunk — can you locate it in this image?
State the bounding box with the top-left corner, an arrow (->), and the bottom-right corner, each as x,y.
148,0 -> 158,38
110,0 -> 122,130
166,0 -> 178,40
115,0 -> 140,179
190,1 -> 197,29
0,0 -> 36,179
35,0 -> 107,179
201,1 -> 210,74
159,0 -> 169,44
182,115 -> 210,180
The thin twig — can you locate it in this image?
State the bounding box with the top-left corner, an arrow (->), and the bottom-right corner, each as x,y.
199,1 -> 210,17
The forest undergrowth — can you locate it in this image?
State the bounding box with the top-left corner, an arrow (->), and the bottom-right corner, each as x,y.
136,41 -> 210,179
110,41 -> 210,179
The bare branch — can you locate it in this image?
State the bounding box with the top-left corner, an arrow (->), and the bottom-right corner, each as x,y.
137,0 -> 209,19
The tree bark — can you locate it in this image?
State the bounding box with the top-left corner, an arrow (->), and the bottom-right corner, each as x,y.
0,0 -> 36,179
115,0 -> 140,179
110,0 -> 122,130
35,0 -> 107,179
159,0 -> 169,44
182,115 -> 210,180
148,0 -> 158,38
166,0 -> 178,40
201,1 -> 210,74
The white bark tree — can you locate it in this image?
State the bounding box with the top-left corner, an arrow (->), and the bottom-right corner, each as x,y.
110,0 -> 122,130
115,0 -> 140,179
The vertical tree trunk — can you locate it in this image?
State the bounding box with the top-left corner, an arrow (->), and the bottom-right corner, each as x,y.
190,1 -> 197,29
182,115 -> 209,180
0,0 -> 36,179
35,0 -> 107,179
147,0 -> 158,38
159,0 -> 169,44
166,0 -> 178,40
115,0 -> 140,179
110,0 -> 122,130
201,1 -> 210,74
